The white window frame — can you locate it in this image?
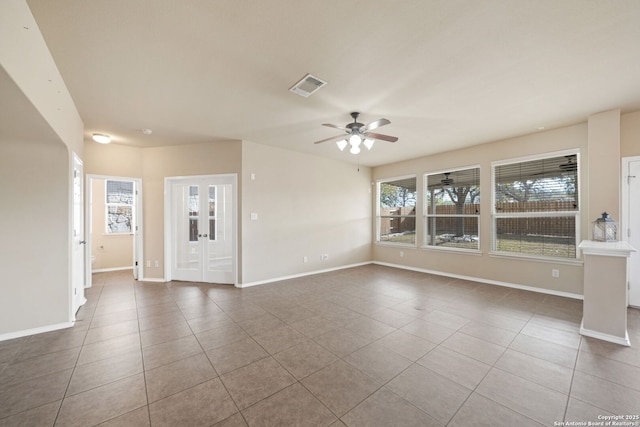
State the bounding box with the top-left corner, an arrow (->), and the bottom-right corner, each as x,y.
490,149 -> 581,262
423,165 -> 481,253
376,174 -> 418,247
105,179 -> 135,235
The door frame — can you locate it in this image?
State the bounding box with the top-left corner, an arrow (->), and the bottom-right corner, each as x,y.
621,155 -> 640,307
164,174 -> 238,285
71,152 -> 86,318
85,174 -> 144,286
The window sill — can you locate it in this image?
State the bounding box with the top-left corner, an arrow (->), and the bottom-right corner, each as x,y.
375,241 -> 418,249
488,251 -> 583,266
420,246 -> 482,256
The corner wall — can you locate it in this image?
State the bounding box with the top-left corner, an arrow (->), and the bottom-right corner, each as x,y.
241,141 -> 373,285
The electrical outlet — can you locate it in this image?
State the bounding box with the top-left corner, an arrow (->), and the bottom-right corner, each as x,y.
154,260 -> 160,268
321,254 -> 329,261
552,269 -> 560,278
303,256 -> 308,263
146,260 -> 151,268
400,251 -> 404,257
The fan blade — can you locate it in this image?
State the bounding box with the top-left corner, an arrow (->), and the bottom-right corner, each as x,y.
322,123 -> 348,131
364,132 -> 398,143
313,134 -> 345,144
364,118 -> 390,132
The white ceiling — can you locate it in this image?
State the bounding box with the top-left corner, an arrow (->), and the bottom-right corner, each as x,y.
25,0 -> 640,167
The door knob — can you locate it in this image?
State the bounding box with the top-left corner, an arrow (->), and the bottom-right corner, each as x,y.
79,240 -> 86,245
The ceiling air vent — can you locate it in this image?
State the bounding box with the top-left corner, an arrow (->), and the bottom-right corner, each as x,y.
289,73 -> 327,97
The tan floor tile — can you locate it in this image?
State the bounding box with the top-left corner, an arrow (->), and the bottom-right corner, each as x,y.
242,383 -> 336,426
18,328 -> 87,359
387,364 -> 471,425
194,323 -> 248,351
442,332 -> 506,365
273,339 -> 338,379
564,397 -> 615,424
580,336 -> 640,368
509,334 -> 578,368
401,319 -> 456,344
142,335 -> 203,370
220,357 -> 295,410
344,317 -> 396,341
98,406 -> 150,427
375,329 -> 437,361
368,307 -> 417,328
139,320 -> 192,348
206,337 -> 269,375
421,310 -> 470,330
344,342 -> 412,383
236,314 -> 286,336
476,368 -> 567,425
344,387 -> 441,427
417,346 -> 491,389
253,325 -> 307,354
213,413 -> 248,427
520,322 -> 581,349
496,349 -> 573,393
0,347 -> 79,388
0,369 -> 71,419
313,328 -> 372,358
289,315 -> 342,338
149,378 -> 237,427
448,392 -> 544,427
55,373 -> 147,427
84,319 -> 139,345
459,321 -> 518,347
0,400 -> 60,427
77,333 -> 141,366
302,360 -> 381,417
571,371 -> 640,415
145,352 -> 217,403
576,350 -> 640,391
67,349 -> 143,396
187,312 -> 234,334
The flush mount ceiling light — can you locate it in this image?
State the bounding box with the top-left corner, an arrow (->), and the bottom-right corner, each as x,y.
313,112 -> 398,154
92,133 -> 111,144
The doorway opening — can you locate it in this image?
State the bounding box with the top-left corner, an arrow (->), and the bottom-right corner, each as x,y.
164,174 -> 237,285
85,175 -> 143,287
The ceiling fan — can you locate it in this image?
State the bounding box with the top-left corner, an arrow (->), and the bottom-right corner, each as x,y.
313,112 -> 398,154
441,173 -> 455,185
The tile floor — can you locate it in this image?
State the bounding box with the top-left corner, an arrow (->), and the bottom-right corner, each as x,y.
1,265 -> 639,426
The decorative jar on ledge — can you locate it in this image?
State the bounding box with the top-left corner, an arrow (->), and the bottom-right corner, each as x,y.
592,212 -> 618,242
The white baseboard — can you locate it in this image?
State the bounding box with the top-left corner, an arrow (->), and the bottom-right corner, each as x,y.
138,277 -> 166,283
0,321 -> 75,342
373,261 -> 584,300
580,319 -> 631,346
92,266 -> 133,273
238,262 -> 371,288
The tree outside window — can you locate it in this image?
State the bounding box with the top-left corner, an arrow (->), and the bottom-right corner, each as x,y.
106,180 -> 134,234
377,176 -> 417,245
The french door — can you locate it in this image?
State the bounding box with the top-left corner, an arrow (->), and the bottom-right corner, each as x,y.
169,175 -> 236,284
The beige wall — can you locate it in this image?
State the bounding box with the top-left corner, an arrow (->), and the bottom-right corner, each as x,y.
0,139 -> 71,334
90,179 -> 134,270
373,123 -> 588,295
621,111 -> 640,158
241,141 -> 373,284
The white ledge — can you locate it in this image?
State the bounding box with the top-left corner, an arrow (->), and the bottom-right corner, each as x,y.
578,240 -> 636,257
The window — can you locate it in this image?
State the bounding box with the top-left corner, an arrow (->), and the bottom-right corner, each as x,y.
106,180 -> 134,234
377,176 -> 417,245
425,167 -> 480,250
492,152 -> 579,259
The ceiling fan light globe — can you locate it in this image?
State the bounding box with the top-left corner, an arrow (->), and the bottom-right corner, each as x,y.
364,138 -> 374,150
350,145 -> 361,155
336,139 -> 348,151
349,134 -> 362,146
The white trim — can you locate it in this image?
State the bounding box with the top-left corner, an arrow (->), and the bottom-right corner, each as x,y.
0,321 -> 74,342
420,246 -> 483,256
491,148 -> 581,167
578,240 -> 636,257
92,266 -> 134,273
138,277 -> 166,283
488,251 -> 584,266
373,261 -> 584,300
621,156 -> 640,245
238,262 -> 371,288
580,320 -> 630,346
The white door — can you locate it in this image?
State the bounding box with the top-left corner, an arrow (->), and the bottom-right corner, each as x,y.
627,159 -> 640,307
170,175 -> 236,284
72,153 -> 86,315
